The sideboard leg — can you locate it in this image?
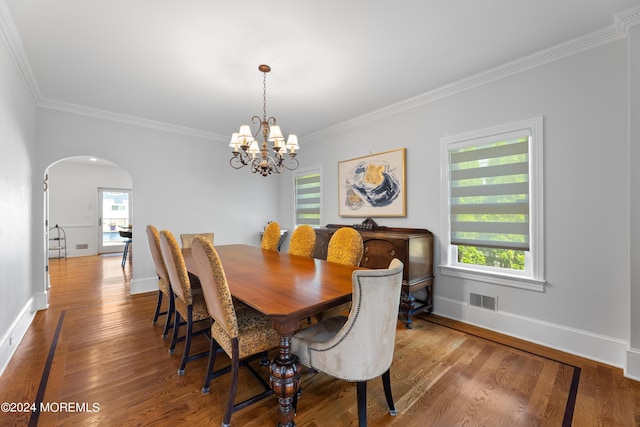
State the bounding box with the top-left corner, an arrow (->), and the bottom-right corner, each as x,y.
401,293 -> 415,329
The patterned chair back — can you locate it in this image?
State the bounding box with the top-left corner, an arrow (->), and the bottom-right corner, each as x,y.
261,221 -> 281,251
289,225 -> 316,258
146,225 -> 169,285
159,230 -> 193,305
326,227 -> 364,266
180,232 -> 214,248
191,236 -> 239,338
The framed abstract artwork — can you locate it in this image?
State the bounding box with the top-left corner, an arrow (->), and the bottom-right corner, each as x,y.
338,148 -> 406,217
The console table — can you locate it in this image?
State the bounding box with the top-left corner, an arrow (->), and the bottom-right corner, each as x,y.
312,220 -> 434,328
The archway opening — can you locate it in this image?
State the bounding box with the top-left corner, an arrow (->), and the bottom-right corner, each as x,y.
44,156 -> 134,298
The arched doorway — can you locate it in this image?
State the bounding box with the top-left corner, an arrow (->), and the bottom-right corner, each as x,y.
44,156 -> 134,291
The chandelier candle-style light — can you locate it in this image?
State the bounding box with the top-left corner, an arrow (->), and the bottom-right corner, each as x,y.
229,64 -> 299,176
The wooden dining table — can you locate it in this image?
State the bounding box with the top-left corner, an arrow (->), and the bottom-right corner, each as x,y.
182,244 -> 360,427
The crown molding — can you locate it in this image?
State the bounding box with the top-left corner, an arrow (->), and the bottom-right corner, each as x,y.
0,0 -> 40,103
2,1 -> 639,142
304,6 -> 640,143
617,5 -> 640,34
36,97 -> 226,141
0,0 -> 225,141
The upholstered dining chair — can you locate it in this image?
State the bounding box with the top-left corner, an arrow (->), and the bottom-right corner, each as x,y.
145,225 -> 174,339
159,230 -> 210,375
261,221 -> 281,251
291,259 -> 404,427
319,227 -> 364,319
288,224 -> 316,258
326,227 -> 364,266
191,236 -> 280,427
180,232 -> 214,249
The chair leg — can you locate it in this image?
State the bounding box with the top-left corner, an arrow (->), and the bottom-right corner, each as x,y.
222,339 -> 241,427
382,368 -> 397,416
178,305 -> 193,375
259,351 -> 269,366
121,241 -> 130,267
162,292 -> 175,339
169,310 -> 180,355
356,381 -> 367,427
202,336 -> 220,394
152,290 -> 163,325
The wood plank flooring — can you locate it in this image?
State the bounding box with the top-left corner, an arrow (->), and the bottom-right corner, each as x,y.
1,254 -> 639,426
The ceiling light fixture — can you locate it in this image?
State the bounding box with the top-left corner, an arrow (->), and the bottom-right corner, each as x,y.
229,65 -> 299,176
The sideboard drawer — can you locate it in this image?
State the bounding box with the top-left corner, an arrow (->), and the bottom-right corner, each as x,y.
361,238 -> 406,271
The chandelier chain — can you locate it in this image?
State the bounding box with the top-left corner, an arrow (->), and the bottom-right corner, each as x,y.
263,71 -> 268,122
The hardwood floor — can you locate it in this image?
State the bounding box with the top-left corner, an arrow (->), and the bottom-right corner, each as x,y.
1,254 -> 639,426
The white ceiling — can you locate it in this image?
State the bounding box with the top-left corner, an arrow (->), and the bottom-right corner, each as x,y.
4,0 -> 640,141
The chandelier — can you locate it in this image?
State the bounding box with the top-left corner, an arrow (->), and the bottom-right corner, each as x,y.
229,64 -> 299,176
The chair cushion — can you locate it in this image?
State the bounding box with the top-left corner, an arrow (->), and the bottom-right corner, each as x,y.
174,287 -> 210,322
291,316 -> 347,367
158,277 -> 170,295
212,306 -> 280,360
316,302 -> 350,321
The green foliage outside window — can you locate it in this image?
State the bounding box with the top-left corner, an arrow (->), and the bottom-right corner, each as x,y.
458,245 -> 525,270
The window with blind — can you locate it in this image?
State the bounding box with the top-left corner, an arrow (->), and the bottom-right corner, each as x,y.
441,118 -> 544,291
294,168 -> 321,227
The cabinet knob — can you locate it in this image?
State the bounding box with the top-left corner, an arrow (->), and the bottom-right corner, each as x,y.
391,250 -> 396,256
364,246 -> 369,253
364,257 -> 369,263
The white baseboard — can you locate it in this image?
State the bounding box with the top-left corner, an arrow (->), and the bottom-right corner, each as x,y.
130,276 -> 158,295
433,295 -> 629,371
35,291 -> 48,310
0,297 -> 39,377
625,348 -> 640,380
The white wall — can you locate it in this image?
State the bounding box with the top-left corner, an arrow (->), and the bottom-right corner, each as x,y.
0,28 -> 38,374
34,108 -> 281,296
48,160 -> 132,257
282,39 -> 633,370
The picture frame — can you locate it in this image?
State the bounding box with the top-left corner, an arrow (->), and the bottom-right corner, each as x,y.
338,148 -> 406,217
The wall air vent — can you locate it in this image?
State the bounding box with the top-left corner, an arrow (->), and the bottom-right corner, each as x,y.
76,244 -> 89,250
469,292 -> 497,311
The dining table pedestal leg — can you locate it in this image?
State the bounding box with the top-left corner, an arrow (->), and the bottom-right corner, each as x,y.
270,333 -> 301,427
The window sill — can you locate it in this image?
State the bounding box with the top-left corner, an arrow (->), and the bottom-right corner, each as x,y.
439,265 -> 545,292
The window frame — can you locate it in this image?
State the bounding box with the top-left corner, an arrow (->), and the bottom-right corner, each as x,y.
292,165 -> 322,228
440,117 -> 545,292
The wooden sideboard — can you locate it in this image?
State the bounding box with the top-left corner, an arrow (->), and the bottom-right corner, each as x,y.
313,221 -> 434,328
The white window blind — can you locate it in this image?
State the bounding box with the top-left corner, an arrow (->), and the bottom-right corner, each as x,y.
295,170 -> 321,226
449,135 -> 530,251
